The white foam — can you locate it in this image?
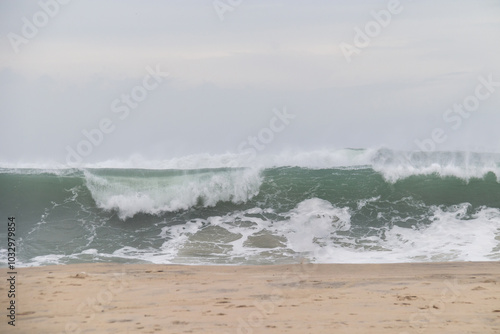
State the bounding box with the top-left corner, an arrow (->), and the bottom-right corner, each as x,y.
270,198 -> 351,253
153,199 -> 500,264
371,149 -> 500,183
84,168 -> 263,219
0,167 -> 79,176
312,203 -> 500,263
154,198 -> 352,264
10,200 -> 500,267
23,254 -> 67,266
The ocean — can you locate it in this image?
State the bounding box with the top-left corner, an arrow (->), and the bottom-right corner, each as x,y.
1,148 -> 500,267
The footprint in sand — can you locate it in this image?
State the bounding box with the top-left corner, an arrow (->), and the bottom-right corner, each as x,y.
397,295 -> 418,301
216,300 -> 230,304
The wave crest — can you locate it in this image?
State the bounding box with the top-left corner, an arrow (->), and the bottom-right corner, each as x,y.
372,149 -> 500,182
84,168 -> 262,219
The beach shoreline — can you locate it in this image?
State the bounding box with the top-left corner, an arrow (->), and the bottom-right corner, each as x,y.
1,261 -> 499,333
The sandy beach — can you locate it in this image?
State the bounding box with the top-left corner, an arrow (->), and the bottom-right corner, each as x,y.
1,262 -> 499,334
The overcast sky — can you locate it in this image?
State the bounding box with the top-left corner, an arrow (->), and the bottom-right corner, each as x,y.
1,0 -> 499,165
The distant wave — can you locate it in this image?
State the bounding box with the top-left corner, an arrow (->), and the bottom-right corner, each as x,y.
370,149 -> 500,182
2,148 -> 499,183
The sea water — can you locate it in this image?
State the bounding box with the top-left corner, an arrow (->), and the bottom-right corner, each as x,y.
1,148 -> 499,266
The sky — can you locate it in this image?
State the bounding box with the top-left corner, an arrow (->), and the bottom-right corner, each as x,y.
1,0 -> 500,165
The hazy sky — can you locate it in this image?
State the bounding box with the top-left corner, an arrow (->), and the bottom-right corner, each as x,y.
1,0 -> 499,165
